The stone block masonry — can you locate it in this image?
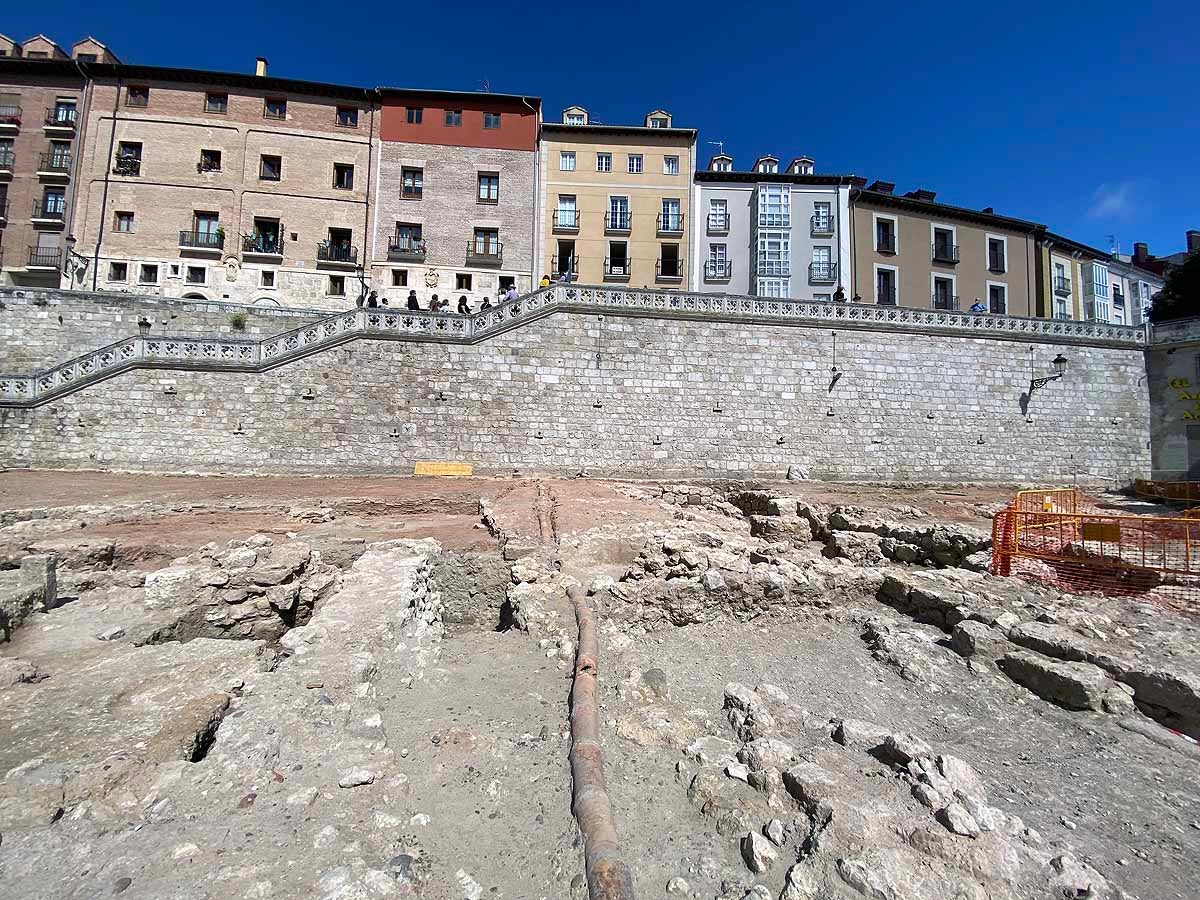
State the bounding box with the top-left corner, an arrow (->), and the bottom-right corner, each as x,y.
0,291 -> 1150,482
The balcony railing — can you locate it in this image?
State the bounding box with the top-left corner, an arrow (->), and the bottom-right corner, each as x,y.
113,156 -> 141,176
0,105 -> 21,126
388,238 -> 426,261
0,150 -> 13,170
932,293 -> 960,311
876,233 -> 896,254
988,255 -> 1006,273
932,242 -> 960,264
657,213 -> 684,235
465,241 -> 503,266
604,257 -> 631,279
401,185 -> 423,200
810,215 -> 834,235
1054,275 -> 1072,295
809,262 -> 837,284
179,230 -> 225,251
317,242 -> 358,265
38,151 -> 71,174
877,287 -> 897,305
27,247 -> 61,269
656,258 -> 684,281
704,260 -> 732,281
551,254 -> 578,276
553,210 -> 579,231
707,213 -> 729,234
242,234 -> 283,256
32,199 -> 65,221
605,211 -> 631,233
44,107 -> 77,128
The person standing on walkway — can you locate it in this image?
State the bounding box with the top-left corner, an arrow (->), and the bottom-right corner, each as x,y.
457,295 -> 471,314
406,290 -> 420,310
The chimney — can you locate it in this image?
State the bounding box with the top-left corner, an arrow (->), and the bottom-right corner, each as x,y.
866,180 -> 894,194
255,57 -> 268,77
981,206 -> 994,214
1133,242 -> 1149,263
1188,230 -> 1200,253
904,188 -> 937,202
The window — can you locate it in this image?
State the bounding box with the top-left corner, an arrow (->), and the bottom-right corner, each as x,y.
406,107 -> 423,124
933,276 -> 956,309
25,52 -> 49,59
483,111 -> 500,129
259,155 -> 282,181
813,201 -> 832,232
108,261 -> 127,282
758,185 -> 790,227
40,190 -> 65,216
988,283 -> 1007,314
663,155 -> 679,175
328,275 -> 346,296
713,157 -> 732,172
756,230 -> 790,276
114,141 -> 142,176
876,267 -> 897,304
757,159 -> 778,174
126,86 -> 149,107
392,269 -> 407,287
987,237 -> 1007,272
707,243 -> 728,279
607,241 -> 629,276
336,106 -> 358,127
596,152 -> 611,173
658,243 -> 681,279
49,141 -> 71,168
264,97 -> 286,119
932,226 -> 957,262
186,266 -> 206,285
205,92 -> 228,114
249,218 -> 282,254
333,163 -> 354,190
1090,263 -> 1110,298
875,217 -> 896,253
401,167 -> 423,199
607,196 -> 630,231
649,117 -> 668,128
814,294 -> 832,303
757,279 -> 787,298
565,113 -> 585,125
627,154 -> 643,174
556,195 -> 577,229
199,148 -> 221,172
444,109 -> 462,127
560,151 -> 576,172
473,228 -> 500,256
51,99 -> 76,124
708,199 -> 728,231
76,53 -> 97,63
193,212 -> 219,240
660,198 -> 682,232
115,211 -> 134,233
811,246 -> 834,281
139,263 -> 159,284
478,172 -> 499,203
456,273 -> 473,291
393,223 -> 423,251
261,270 -> 276,288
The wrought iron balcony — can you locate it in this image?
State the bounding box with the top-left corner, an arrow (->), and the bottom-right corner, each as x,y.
810,215 -> 834,235
44,107 -> 77,129
656,258 -> 684,281
988,255 -> 1006,273
707,213 -> 729,234
0,149 -> 13,170
465,241 -> 503,266
931,242 -> 960,264
38,151 -> 71,175
657,213 -> 684,235
551,254 -> 579,277
877,287 -> 897,305
603,257 -> 631,280
27,247 -> 61,269
401,184 -> 423,200
387,238 -> 426,261
113,156 -> 141,176
179,230 -> 225,251
1054,275 -> 1072,295
876,233 -> 896,254
32,198 -> 65,221
317,242 -> 358,265
808,262 -> 837,284
553,210 -> 579,232
0,105 -> 21,127
932,293 -> 960,311
242,233 -> 283,257
704,260 -> 732,281
604,211 -> 631,233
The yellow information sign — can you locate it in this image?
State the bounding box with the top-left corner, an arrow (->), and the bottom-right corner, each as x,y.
413,461 -> 474,477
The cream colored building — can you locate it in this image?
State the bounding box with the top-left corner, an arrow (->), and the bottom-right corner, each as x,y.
538,107 -> 696,288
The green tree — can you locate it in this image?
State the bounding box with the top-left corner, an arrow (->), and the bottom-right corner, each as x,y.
1149,251 -> 1200,322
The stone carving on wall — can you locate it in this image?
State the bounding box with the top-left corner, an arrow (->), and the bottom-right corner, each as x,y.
224,258 -> 241,282
423,269 -> 439,289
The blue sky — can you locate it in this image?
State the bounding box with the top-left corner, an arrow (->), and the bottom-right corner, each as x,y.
7,0 -> 1196,255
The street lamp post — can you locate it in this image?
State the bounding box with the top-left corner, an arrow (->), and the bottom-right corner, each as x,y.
62,234 -> 90,289
1029,352 -> 1069,394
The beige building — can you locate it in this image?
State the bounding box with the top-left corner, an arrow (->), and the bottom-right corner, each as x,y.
538,107 -> 696,288
850,182 -> 1041,316
70,59 -> 376,309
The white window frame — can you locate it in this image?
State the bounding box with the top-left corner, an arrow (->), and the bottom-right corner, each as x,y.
930,272 -> 958,309
930,222 -> 957,260
985,233 -> 1008,273
663,155 -> 679,175
708,198 -> 728,229
872,213 -> 898,253
985,280 -> 1008,315
756,229 -> 790,277
661,198 -> 681,231
1090,262 -> 1110,298
559,151 -> 576,172
107,261 -> 128,282
627,154 -> 643,174
608,195 -> 630,230
709,243 -> 727,263
565,113 -> 585,126
758,185 -> 790,227
812,201 -> 832,230
756,278 -> 787,298
814,293 -> 832,303
596,152 -> 611,173
556,194 -> 577,228
873,263 -> 899,305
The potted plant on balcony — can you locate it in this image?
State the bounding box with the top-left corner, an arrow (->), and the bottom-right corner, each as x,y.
215,226 -> 225,247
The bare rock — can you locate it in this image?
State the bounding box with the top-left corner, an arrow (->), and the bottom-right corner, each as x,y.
998,650 -> 1115,711
881,732 -> 933,766
936,801 -> 981,837
950,620 -> 1009,661
338,767 -> 377,788
28,536 -> 116,571
737,737 -> 796,772
0,656 -> 40,687
780,863 -> 820,899
740,830 -> 778,873
831,717 -> 890,751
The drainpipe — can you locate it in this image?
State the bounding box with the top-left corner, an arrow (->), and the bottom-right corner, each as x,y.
359,90 -> 376,301
847,184 -> 856,298
64,59 -> 92,290
1025,232 -> 1032,317
92,70 -> 122,292
521,95 -> 539,291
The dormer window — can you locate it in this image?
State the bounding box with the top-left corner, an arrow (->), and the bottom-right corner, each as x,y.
789,157 -> 814,175
716,161 -> 731,171
565,113 -> 585,125
756,159 -> 778,174
649,117 -> 667,128
644,110 -> 672,128
709,154 -> 733,172
563,106 -> 588,125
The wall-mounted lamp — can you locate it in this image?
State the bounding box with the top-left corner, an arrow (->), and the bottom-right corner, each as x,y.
435,391 -> 448,402
1029,352 -> 1068,394
776,436 -> 786,445
713,402 -> 723,413
62,234 -> 90,288
592,400 -> 603,409
300,387 -> 315,400
653,434 -> 663,446
163,385 -> 177,396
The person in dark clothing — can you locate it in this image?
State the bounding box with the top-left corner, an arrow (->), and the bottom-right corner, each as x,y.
479,296 -> 492,311
366,290 -> 379,308
457,295 -> 471,314
429,294 -> 439,312
406,290 -> 420,310
832,285 -> 846,303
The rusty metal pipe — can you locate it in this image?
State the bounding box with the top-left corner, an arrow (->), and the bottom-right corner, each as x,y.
567,583 -> 636,900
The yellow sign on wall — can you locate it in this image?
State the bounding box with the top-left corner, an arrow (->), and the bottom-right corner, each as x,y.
413,461 -> 474,477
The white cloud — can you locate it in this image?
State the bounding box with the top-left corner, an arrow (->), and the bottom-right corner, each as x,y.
1087,182 -> 1135,219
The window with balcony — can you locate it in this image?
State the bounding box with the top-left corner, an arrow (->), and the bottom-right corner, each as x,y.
199,148 -> 222,172
114,141 -> 142,176
1053,262 -> 1071,294
987,236 -> 1006,273
478,172 -> 499,203
108,261 -> 127,282
139,263 -> 159,284
264,97 -> 286,120
126,86 -> 149,107
115,210 -> 134,232
663,155 -> 679,175
932,276 -> 957,310
560,151 -> 576,172
246,218 -> 283,255
658,243 -> 682,280
46,140 -> 71,170
327,275 -> 346,297
259,154 -> 282,181
988,283 -> 1007,314
606,196 -> 630,232
336,106 -> 358,127
627,154 -> 643,174
40,190 -> 65,218
406,107 -> 423,124
555,195 -> 578,230
875,217 -> 896,253
812,201 -> 833,234
321,227 -> 355,264
333,163 -> 354,190
876,267 -> 897,305
708,199 -> 728,232
758,185 -> 789,227
401,167 -> 423,199
660,199 -> 682,234
756,230 -> 790,277
596,152 -> 611,173
706,244 -> 730,280
50,99 -> 76,125
932,226 -> 958,263
483,111 -> 500,129
205,92 -> 228,114
470,228 -> 501,263
810,246 -> 835,283
445,109 -> 462,127
606,242 -> 630,277
0,138 -> 12,168
183,212 -> 220,250
185,266 -> 206,284
390,222 -> 424,258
